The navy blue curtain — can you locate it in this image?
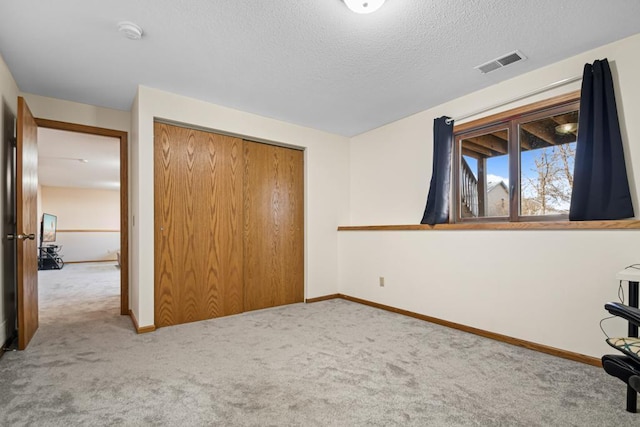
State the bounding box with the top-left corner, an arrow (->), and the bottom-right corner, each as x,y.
569,59 -> 634,220
421,116 -> 454,225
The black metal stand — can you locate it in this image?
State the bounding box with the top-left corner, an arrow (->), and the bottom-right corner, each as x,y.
38,245 -> 64,270
627,280 -> 639,413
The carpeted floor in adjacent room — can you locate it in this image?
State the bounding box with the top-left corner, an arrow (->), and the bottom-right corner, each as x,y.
0,262 -> 638,426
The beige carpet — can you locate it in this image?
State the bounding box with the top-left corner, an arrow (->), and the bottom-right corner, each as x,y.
0,262 -> 638,426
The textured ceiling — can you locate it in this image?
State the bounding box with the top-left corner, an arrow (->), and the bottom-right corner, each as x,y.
2,1 -> 640,136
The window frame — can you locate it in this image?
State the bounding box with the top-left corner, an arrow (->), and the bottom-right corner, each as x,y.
452,91 -> 581,223
454,122 -> 511,223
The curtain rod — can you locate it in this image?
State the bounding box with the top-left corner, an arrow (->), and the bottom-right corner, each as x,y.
445,75 -> 582,125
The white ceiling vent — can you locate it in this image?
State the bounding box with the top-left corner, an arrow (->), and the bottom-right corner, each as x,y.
475,50 -> 527,74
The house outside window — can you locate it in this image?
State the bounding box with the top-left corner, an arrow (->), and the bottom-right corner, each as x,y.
453,93 -> 580,223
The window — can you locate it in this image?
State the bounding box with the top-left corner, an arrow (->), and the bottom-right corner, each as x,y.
453,93 -> 580,222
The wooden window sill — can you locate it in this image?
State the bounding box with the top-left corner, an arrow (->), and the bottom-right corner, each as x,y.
338,220 -> 640,231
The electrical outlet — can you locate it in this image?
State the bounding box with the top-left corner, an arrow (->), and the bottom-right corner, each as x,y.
379,276 -> 385,287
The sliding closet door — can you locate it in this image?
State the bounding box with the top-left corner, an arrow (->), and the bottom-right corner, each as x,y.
243,141 -> 304,311
154,122 -> 244,327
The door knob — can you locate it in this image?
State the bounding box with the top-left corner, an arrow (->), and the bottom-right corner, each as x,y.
7,233 -> 36,241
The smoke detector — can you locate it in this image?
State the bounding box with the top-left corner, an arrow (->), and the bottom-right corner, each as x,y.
117,21 -> 143,40
475,50 -> 526,74
343,0 -> 386,14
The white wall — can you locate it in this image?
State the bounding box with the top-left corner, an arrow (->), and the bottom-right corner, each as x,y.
341,33 -> 640,358
20,93 -> 131,133
129,92 -> 140,321
0,53 -> 19,346
40,186 -> 120,262
131,86 -> 350,327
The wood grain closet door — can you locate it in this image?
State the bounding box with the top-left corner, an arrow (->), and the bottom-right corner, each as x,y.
243,141 -> 304,311
154,122 -> 243,327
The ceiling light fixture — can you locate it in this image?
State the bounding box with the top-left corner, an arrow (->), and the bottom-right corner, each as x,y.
41,156 -> 89,163
343,0 -> 386,14
555,123 -> 578,135
117,21 -> 143,40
